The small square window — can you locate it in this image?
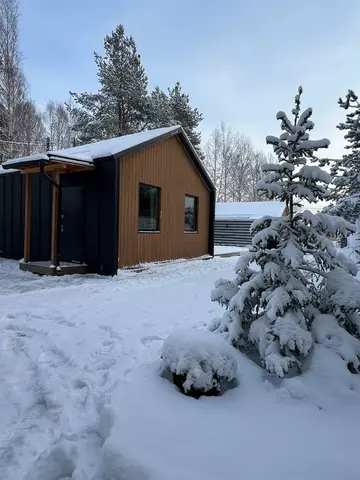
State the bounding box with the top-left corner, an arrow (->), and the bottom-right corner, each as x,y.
184,195 -> 198,232
138,183 -> 160,232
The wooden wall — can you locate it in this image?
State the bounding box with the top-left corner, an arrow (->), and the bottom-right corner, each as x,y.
118,136 -> 210,267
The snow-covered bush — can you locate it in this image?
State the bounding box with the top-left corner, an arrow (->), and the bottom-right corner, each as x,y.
210,87 -> 360,378
160,329 -> 238,398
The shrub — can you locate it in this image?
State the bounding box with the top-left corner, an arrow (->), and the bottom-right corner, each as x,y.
160,329 -> 238,398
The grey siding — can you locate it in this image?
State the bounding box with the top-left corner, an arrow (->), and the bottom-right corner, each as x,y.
214,219 -> 253,246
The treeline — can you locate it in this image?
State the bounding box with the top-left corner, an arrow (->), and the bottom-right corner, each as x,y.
203,123 -> 275,202
0,0 -> 271,203
0,0 -> 202,162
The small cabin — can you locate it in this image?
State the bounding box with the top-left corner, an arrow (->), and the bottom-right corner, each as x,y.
215,201 -> 286,247
0,126 -> 215,275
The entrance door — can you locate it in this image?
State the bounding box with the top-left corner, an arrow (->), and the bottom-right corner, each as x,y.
59,186 -> 85,263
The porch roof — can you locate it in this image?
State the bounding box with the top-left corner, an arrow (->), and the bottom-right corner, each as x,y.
2,152 -> 94,170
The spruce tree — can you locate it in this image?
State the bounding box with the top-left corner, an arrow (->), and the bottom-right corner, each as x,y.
70,25 -> 148,142
210,87 -> 359,377
325,90 -> 360,224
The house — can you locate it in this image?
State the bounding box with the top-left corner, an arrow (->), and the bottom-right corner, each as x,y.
215,201 -> 286,246
0,126 -> 215,275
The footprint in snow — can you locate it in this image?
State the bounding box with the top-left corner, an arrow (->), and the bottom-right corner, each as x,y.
141,334 -> 164,346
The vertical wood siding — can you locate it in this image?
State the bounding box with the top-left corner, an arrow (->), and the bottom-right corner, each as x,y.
118,136 -> 210,267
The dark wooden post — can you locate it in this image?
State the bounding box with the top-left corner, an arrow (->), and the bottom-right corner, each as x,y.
24,174 -> 31,262
51,172 -> 60,266
340,235 -> 348,248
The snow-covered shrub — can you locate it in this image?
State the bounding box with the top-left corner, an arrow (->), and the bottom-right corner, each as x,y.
160,329 -> 238,398
210,87 -> 359,378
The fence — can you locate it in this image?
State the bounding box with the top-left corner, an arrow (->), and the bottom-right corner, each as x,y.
214,219 -> 253,246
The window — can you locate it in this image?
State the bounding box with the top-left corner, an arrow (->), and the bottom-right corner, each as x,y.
138,183 -> 160,232
184,195 -> 198,232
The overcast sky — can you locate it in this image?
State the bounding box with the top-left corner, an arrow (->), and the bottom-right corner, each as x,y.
20,0 -> 360,158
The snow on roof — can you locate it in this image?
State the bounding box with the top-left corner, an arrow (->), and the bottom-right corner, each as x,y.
49,126 -> 180,161
215,201 -> 286,220
3,153 -> 49,168
2,126 -> 181,169
0,164 -> 18,175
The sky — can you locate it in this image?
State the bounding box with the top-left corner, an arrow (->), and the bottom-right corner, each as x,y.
19,0 -> 360,158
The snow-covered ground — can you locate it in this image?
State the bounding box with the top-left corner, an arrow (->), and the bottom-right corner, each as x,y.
214,245 -> 248,255
1,257 -> 360,480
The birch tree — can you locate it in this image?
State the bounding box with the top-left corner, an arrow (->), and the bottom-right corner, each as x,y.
0,0 -> 27,161
44,100 -> 72,150
203,123 -> 270,202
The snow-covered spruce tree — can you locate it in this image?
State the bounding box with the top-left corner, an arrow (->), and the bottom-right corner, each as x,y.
210,87 -> 359,377
325,90 -> 360,253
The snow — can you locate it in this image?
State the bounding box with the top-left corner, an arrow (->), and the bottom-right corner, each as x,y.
47,126 -> 180,161
2,126 -> 181,169
160,328 -> 238,393
0,164 -> 17,175
1,256 -> 360,479
214,245 -> 248,255
296,139 -> 330,150
2,153 -> 50,167
327,267 -> 360,310
215,201 -> 285,220
298,165 -> 332,183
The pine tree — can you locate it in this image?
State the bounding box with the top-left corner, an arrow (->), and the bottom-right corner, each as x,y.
325,90 -> 360,224
148,86 -> 173,129
70,25 -> 148,143
210,87 -> 360,377
168,82 -> 203,156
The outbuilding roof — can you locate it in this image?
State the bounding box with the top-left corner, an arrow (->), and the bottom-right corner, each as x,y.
215,201 -> 286,220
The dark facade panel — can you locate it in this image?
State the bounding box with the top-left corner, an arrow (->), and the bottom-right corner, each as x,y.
61,160 -> 118,275
96,158 -> 119,275
214,220 -> 253,246
0,175 -> 5,255
30,174 -> 52,261
0,172 -> 25,259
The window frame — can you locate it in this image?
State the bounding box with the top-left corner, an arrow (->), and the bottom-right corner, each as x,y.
184,194 -> 198,234
138,182 -> 161,233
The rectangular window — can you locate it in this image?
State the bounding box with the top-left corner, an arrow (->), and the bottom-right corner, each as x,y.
138,183 -> 160,232
184,195 -> 198,232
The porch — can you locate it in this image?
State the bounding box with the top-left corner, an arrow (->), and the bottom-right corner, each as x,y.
3,153 -> 95,276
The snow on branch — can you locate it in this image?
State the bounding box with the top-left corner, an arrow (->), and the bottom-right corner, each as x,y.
296,139 -> 330,152
300,210 -> 355,236
276,111 -> 296,134
297,107 -> 312,127
326,268 -> 360,311
262,162 -> 295,173
297,165 -> 332,183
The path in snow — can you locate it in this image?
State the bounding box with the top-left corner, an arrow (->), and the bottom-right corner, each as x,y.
0,257 -> 235,479
2,256 -> 360,480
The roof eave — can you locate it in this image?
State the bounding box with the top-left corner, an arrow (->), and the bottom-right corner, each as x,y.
2,158 -> 48,170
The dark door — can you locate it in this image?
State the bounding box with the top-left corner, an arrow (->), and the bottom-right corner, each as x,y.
60,186 -> 85,263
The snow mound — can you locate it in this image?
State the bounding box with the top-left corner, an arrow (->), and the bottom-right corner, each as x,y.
161,329 -> 238,394
313,314 -> 360,371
